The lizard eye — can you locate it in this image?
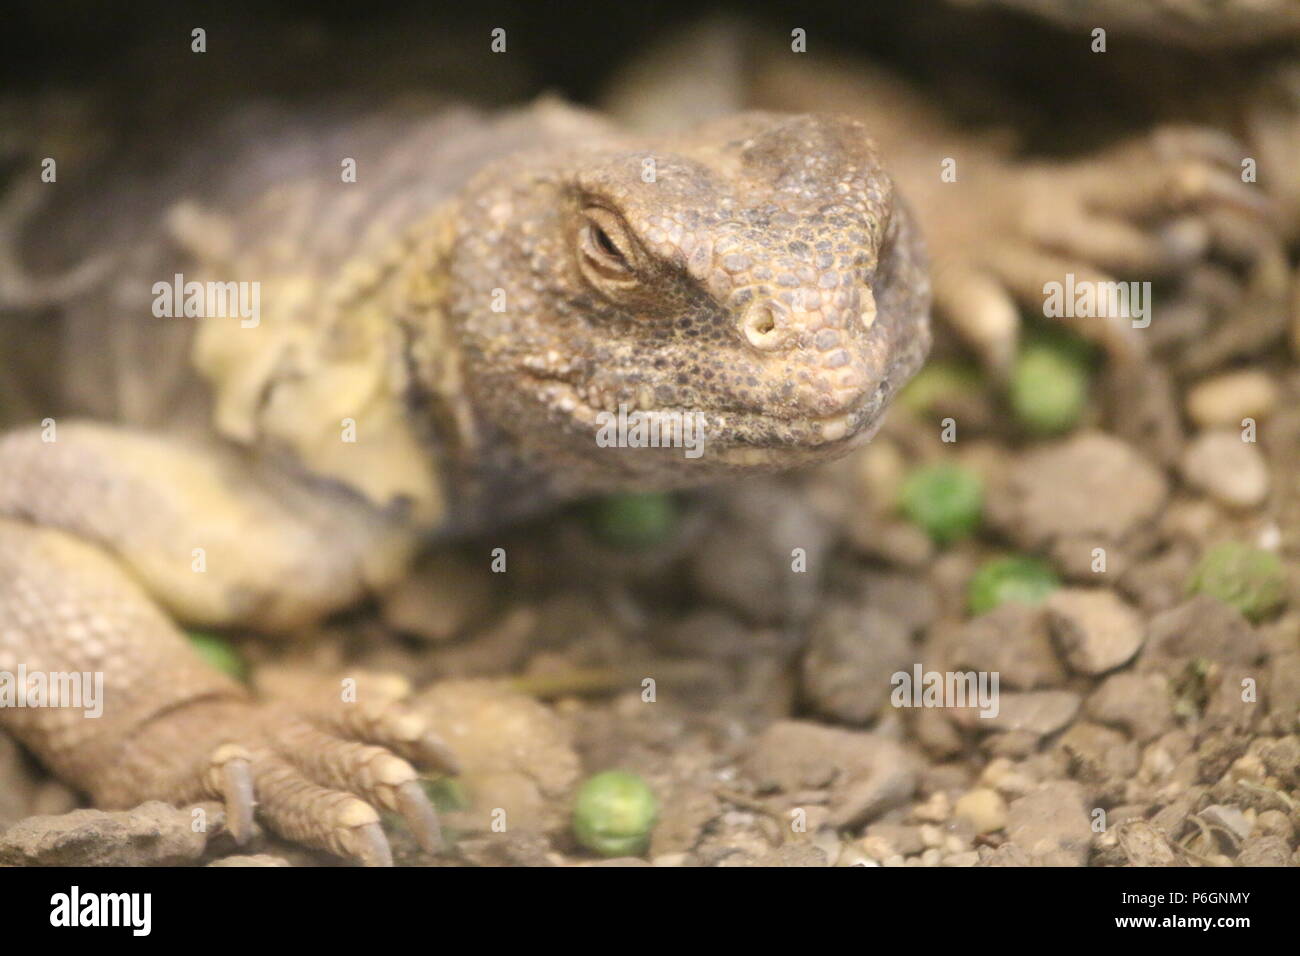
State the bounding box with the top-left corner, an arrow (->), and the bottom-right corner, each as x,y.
578,207 -> 635,281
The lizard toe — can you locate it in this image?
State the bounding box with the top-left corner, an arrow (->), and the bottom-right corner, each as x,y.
270,713 -> 444,854
250,748 -> 395,866
316,698 -> 461,776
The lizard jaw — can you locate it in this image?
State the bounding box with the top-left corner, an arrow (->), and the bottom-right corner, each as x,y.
521,369 -> 882,468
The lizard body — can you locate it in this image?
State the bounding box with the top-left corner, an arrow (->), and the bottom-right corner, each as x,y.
0,98 -> 929,863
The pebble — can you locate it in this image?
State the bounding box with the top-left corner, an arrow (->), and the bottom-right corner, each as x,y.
1237,834 -> 1291,866
1254,809 -> 1294,840
1185,370 -> 1278,429
912,791 -> 952,822
1116,820 -> 1180,866
1139,596 -> 1262,676
919,823 -> 945,848
801,602 -> 914,724
743,720 -> 919,827
978,758 -> 1038,797
0,802 -> 207,866
953,788 -> 1008,833
1085,671 -> 1175,742
862,822 -> 925,857
208,854 -> 292,867
945,603 -> 1066,689
1046,588 -> 1145,675
1199,804 -> 1252,842
1005,781 -> 1093,866
414,679 -> 581,833
1180,429 -> 1270,509
958,690 -> 1081,737
1259,735 -> 1300,786
1058,722 -> 1139,793
989,431 -> 1167,558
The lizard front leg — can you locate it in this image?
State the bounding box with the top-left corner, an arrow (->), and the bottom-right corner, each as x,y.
0,421 -> 455,865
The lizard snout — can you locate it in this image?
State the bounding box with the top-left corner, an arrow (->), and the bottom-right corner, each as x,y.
734,281 -> 880,422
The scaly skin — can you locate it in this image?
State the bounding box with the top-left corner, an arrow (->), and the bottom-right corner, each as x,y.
0,100 -> 929,864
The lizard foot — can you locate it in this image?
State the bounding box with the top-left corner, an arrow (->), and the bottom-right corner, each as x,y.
108,696 -> 459,867
929,124 -> 1280,369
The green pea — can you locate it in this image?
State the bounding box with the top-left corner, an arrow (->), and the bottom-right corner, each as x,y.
900,462 -> 984,544
968,556 -> 1060,615
1187,542 -> 1286,622
1010,341 -> 1090,435
573,770 -> 658,857
587,493 -> 676,550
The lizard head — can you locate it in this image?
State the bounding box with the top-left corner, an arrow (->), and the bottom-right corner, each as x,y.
446,111 -> 931,494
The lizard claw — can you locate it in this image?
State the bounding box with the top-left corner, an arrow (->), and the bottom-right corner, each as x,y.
122,695 -> 456,866
213,747 -> 256,845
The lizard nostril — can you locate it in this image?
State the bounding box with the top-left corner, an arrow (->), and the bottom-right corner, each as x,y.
741,302 -> 786,351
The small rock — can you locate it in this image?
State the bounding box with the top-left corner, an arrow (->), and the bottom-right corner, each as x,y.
1199,804 -> 1252,843
945,603 -> 1067,689
1086,672 -> 1175,742
1046,588 -> 1145,675
1254,809 -> 1293,840
1058,722 -> 1139,802
1259,735 -> 1300,786
914,706 -> 965,758
0,802 -> 206,866
989,431 -> 1167,564
911,791 -> 951,822
1139,596 -> 1262,676
1237,834 -> 1291,866
1005,781 -> 1093,866
982,730 -> 1044,759
743,721 -> 919,828
858,571 -> 939,635
976,843 -> 1035,866
861,823 -> 926,858
207,854 -> 292,867
1266,650 -> 1300,735
413,679 -> 580,833
801,602 -> 914,724
1180,430 -> 1269,509
1116,820 -> 1180,866
1185,370 -> 1278,429
957,690 -> 1080,738
953,788 -> 1007,833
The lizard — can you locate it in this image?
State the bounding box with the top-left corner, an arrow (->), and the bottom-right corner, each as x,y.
0,98 -> 931,865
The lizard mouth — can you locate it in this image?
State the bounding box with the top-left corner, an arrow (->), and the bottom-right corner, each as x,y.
522,370 -> 880,464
